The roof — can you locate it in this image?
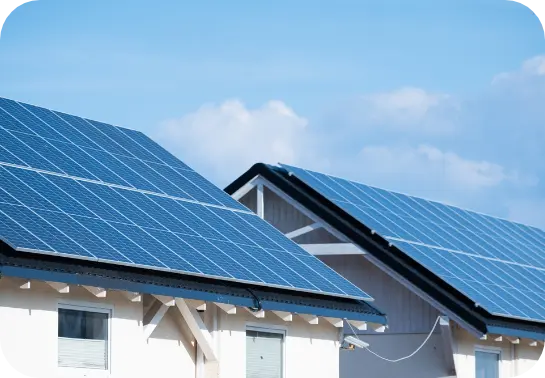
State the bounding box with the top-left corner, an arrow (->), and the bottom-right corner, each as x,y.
0,97 -> 386,323
225,163 -> 545,340
0,240 -> 385,322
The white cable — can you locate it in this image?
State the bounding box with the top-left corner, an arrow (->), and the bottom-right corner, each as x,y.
345,316 -> 442,363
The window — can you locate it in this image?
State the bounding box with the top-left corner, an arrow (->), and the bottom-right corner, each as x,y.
475,350 -> 500,378
58,305 -> 110,370
246,329 -> 284,378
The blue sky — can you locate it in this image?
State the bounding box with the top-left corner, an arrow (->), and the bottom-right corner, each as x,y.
1,0 -> 545,227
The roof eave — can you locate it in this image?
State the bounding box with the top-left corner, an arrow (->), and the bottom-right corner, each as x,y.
486,324 -> 545,341
0,241 -> 386,324
0,265 -> 385,323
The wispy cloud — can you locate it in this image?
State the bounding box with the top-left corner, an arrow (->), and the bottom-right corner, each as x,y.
156,99 -> 326,184
155,55 -> 545,228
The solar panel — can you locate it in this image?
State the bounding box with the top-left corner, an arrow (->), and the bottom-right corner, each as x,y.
0,97 -> 372,301
280,163 -> 545,322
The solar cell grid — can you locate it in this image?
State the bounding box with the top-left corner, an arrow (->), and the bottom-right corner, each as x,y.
85,119 -> 163,164
0,98 -> 68,142
116,126 -> 193,171
0,97 -> 372,300
281,163 -> 545,322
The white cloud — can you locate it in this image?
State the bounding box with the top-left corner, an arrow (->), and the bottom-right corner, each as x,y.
492,55 -> 545,83
354,144 -> 523,192
363,87 -> 450,124
521,55 -> 545,76
506,199 -> 545,230
153,55 -> 544,226
155,100 -> 323,185
338,87 -> 458,136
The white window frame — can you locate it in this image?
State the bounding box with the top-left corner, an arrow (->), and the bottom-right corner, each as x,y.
57,300 -> 113,377
246,323 -> 287,378
475,345 -> 502,378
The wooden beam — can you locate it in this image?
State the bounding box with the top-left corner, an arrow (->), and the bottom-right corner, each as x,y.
506,337 -> 520,344
122,291 -> 142,302
153,295 -> 175,307
186,299 -> 207,311
285,223 -> 321,239
298,313 -> 319,325
480,335 -> 488,340
19,281 -> 31,289
176,299 -> 217,362
245,307 -> 265,318
300,243 -> 365,256
83,286 -> 106,298
215,303 -> 236,314
143,303 -> 169,339
231,177 -> 258,200
46,281 -> 69,293
370,322 -> 386,333
256,183 -> 264,219
272,311 -> 292,322
196,345 -> 204,378
324,317 -> 344,328
494,336 -> 503,342
529,341 -> 538,347
347,320 -> 367,331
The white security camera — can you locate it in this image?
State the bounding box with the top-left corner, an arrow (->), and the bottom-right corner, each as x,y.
343,335 -> 369,349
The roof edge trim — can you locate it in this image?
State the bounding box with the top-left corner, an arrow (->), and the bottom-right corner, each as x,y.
486,325 -> 545,341
0,265 -> 386,324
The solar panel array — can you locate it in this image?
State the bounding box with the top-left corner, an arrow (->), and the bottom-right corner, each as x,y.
281,163 -> 545,322
0,97 -> 372,301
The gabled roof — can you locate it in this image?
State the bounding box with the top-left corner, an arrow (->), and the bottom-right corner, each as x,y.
0,97 -> 386,323
225,163 -> 545,340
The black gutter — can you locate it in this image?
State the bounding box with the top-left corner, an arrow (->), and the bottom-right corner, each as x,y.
0,240 -> 386,323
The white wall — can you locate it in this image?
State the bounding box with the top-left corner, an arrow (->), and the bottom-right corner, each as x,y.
0,277 -> 196,378
0,277 -> 342,378
238,181 -> 545,378
321,255 -> 440,334
321,255 -> 455,378
216,308 -> 340,378
453,326 -> 544,378
340,333 -> 452,378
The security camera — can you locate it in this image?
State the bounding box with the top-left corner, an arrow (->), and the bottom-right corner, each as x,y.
343,335 -> 369,349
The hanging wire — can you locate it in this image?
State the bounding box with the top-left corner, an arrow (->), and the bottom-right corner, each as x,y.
345,316 -> 442,363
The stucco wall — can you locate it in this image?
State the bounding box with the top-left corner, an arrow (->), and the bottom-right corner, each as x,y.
340,333 -> 452,378
453,325 -> 544,377
0,277 -> 196,378
216,308 -> 340,378
0,277 -> 341,378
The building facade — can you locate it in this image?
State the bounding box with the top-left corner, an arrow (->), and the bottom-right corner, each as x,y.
226,163 -> 545,378
0,97 -> 387,378
0,274 -> 350,378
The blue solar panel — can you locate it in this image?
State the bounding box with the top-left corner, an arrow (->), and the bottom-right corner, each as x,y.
280,163 -> 545,322
0,97 -> 372,301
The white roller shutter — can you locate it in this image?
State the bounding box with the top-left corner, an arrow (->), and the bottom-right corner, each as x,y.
246,330 -> 283,378
58,337 -> 108,370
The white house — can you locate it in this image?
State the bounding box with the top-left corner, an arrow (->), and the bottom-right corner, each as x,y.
226,163 -> 545,378
0,97 -> 388,378
0,241 -> 386,378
